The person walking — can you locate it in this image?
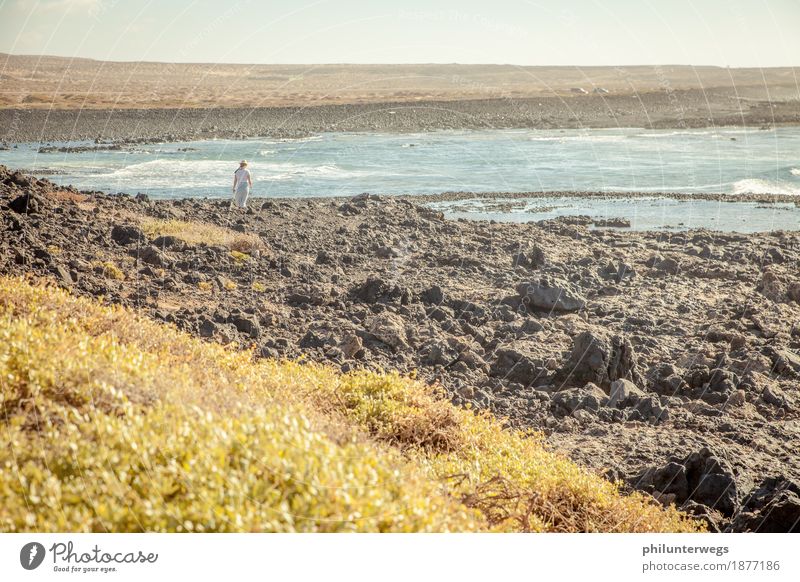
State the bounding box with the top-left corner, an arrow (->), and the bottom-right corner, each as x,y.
232,160 -> 252,208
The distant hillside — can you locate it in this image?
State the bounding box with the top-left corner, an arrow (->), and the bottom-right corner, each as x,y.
1,53 -> 797,109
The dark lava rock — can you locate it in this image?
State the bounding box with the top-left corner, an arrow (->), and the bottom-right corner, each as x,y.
551,383 -> 607,416
489,348 -> 542,385
137,246 -> 169,267
512,246 -> 546,269
607,378 -> 645,408
9,191 -> 45,214
766,348 -> 800,377
647,256 -> 681,275
230,315 -> 260,339
420,285 -> 444,305
198,318 -> 218,338
315,250 -> 336,265
683,366 -> 739,403
732,477 -> 800,532
650,363 -> 690,396
632,447 -> 739,517
633,395 -> 670,423
350,276 -> 409,304
559,330 -> 642,389
111,224 -> 146,246
152,235 -> 185,250
512,279 -> 586,312
50,264 -> 74,286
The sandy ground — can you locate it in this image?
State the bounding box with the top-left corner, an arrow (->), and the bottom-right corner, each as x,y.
1,55 -> 798,141
2,54 -> 799,108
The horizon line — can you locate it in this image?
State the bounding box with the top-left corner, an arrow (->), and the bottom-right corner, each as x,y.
2,52 -> 798,69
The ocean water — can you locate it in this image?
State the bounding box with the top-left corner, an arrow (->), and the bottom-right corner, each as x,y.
431,196 -> 800,233
2,127 -> 799,231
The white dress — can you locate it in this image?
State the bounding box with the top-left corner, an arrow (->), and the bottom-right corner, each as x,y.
233,167 -> 251,208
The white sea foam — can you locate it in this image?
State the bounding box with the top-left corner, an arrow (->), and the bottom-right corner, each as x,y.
103,159 -> 237,188
790,168 -> 800,177
732,178 -> 800,196
528,134 -> 626,143
636,131 -> 714,138
253,162 -> 371,181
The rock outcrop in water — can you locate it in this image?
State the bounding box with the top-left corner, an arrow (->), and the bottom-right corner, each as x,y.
2,165 -> 799,532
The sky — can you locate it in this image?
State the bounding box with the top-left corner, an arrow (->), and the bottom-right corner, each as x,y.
0,0 -> 798,67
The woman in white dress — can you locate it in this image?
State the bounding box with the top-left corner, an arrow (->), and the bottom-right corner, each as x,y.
232,160 -> 252,208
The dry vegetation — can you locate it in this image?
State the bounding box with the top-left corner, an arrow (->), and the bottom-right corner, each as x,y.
0,276 -> 703,532
140,218 -> 263,253
2,53 -> 798,109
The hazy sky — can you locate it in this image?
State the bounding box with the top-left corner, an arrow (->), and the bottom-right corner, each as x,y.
1,0 -> 798,66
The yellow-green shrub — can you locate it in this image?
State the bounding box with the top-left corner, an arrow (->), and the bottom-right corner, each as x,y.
140,218 -> 262,253
313,371 -> 701,532
0,276 -> 703,533
93,260 -> 125,280
0,277 -> 479,532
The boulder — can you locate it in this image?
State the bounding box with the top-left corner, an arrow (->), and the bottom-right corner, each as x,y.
350,276 -> 409,304
375,245 -> 401,258
768,348 -> 800,377
198,318 -> 218,338
519,318 -> 544,334
762,384 -> 789,409
551,383 -> 608,416
420,285 -> 444,305
230,315 -> 260,339
788,281 -> 800,304
607,378 -> 645,408
514,280 -> 586,312
111,224 -> 146,246
367,313 -> 409,351
758,268 -> 787,302
631,447 -> 739,517
8,191 -> 45,214
50,264 -> 74,286
489,348 -> 541,385
512,246 -> 546,269
732,477 -> 800,533
152,235 -> 185,250
631,395 -> 670,423
423,340 -> 458,367
648,256 -> 680,275
559,330 -> 642,388
340,334 -> 364,359
137,246 -> 169,267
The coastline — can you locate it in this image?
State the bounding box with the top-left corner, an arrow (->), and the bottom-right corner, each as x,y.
2,90 -> 799,143
405,189 -> 800,206
2,164 -> 799,532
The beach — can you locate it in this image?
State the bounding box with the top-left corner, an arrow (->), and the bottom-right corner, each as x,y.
3,90 -> 799,143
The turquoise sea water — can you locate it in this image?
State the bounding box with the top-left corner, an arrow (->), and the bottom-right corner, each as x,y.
430,196 -> 799,233
2,127 -> 798,231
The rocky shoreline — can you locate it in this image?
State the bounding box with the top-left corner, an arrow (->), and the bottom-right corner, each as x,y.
2,164 -> 799,532
2,89 -> 799,143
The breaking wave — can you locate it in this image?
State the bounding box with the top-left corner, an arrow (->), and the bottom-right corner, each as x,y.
732,178 -> 800,196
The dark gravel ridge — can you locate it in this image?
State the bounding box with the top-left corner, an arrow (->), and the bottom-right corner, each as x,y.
2,89 -> 798,143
